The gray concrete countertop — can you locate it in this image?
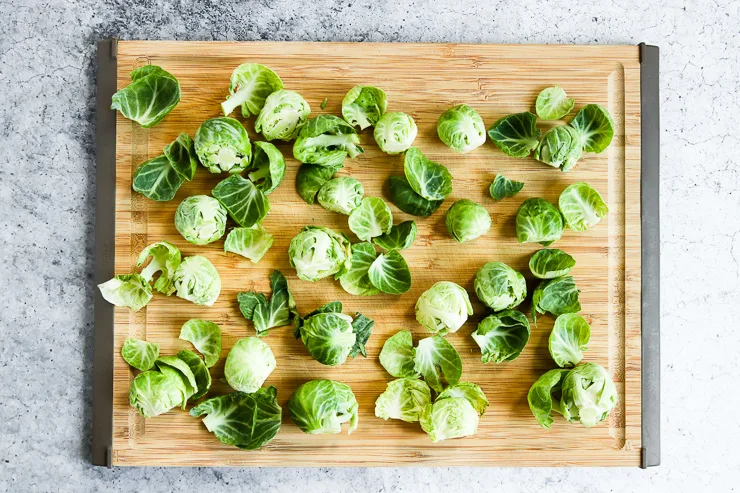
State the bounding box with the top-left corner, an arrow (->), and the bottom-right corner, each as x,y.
2,0 -> 738,491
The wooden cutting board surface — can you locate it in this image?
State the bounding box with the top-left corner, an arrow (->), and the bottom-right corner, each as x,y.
112,41 -> 642,467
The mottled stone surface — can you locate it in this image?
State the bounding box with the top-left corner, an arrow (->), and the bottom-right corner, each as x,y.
1,0 -> 738,491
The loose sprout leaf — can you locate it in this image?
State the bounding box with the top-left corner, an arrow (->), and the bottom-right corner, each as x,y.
413,335 -> 463,393
527,368 -> 569,429
558,182 -> 609,232
529,248 -> 576,279
375,378 -> 432,423
535,85 -> 575,120
298,312 -> 356,366
288,226 -> 352,282
132,155 -> 184,202
296,163 -> 340,204
374,112 -> 418,154
173,255 -> 222,306
532,276 -> 581,323
221,63 -> 284,118
177,349 -> 212,400
515,198 -> 565,246
318,176 -> 364,215
163,132 -> 197,181
348,197 -> 393,241
247,141 -> 286,195
129,370 -> 185,418
403,147 -> 453,201
155,356 -> 197,407
255,89 -> 311,141
320,97 -> 328,110
570,104 -> 615,153
444,199 -> 491,243
373,220 -> 417,251
560,363 -> 618,427
349,312 -> 374,358
420,397 -> 478,443
437,104 -> 487,153
472,310 -> 530,364
342,85 -> 388,130
294,115 -> 363,167
487,112 -> 540,158
415,281 -> 473,335
190,387 -> 282,449
288,379 -> 359,435
237,270 -> 297,336
379,330 -> 419,378
534,125 -> 582,172
98,273 -> 152,312
224,225 -> 274,264
489,174 -> 524,201
194,117 -> 252,174
339,242 -> 380,296
388,176 -> 444,217
367,250 -> 412,295
121,337 -> 160,371
549,313 -> 591,367
224,337 -> 276,393
474,261 -> 527,312
136,241 -> 181,296
179,319 -> 222,368
110,65 -> 181,128
212,174 -> 270,228
437,382 -> 489,416
174,195 -> 227,245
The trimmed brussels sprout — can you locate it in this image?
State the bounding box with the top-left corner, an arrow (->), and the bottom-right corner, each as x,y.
529,248 -> 575,279
177,349 -> 212,400
339,242 -> 380,297
535,85 -> 575,120
527,368 -> 569,429
195,117 -> 252,174
374,112 -> 417,154
549,313 -> 591,368
128,369 -> 186,418
489,174 -> 524,201
437,104 -> 486,153
317,176 -> 364,215
342,85 -> 388,130
190,387 -> 282,449
560,363 -> 618,427
472,310 -> 530,364
296,163 -> 340,204
174,195 -> 227,245
403,147 -> 453,201
224,225 -> 274,264
373,220 -> 416,251
224,337 -> 276,393
415,281 -> 473,335
293,115 -> 362,167
444,199 -> 491,243
379,330 -> 419,378
515,198 -> 564,246
173,255 -> 221,306
247,141 -> 285,195
98,273 -> 152,312
136,241 -> 181,296
237,270 -> 297,337
559,182 -> 609,232
132,155 -> 184,202
375,378 -> 431,423
388,175 -> 444,217
487,112 -> 540,157
212,175 -> 270,228
111,65 -> 180,128
121,337 -> 160,371
221,63 -> 283,117
179,319 -> 222,368
436,382 -> 489,416
570,104 -> 614,153
532,276 -> 581,323
163,132 -> 197,181
255,89 -> 311,141
473,262 -> 527,312
288,379 -> 359,435
420,397 -> 478,443
348,197 -> 393,241
297,312 -> 355,366
288,226 -> 352,282
413,335 -> 463,392
534,125 -> 582,172
368,250 -> 412,295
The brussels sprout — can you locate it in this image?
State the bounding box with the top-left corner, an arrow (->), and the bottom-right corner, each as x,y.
111,65 -> 180,128
128,369 -> 186,418
570,104 -> 614,153
487,112 -> 540,158
388,176 -> 444,217
237,270 -> 297,337
436,382 -> 489,416
339,242 -> 380,296
224,337 -> 276,393
420,397 -> 478,443
179,319 -> 222,368
374,112 -> 418,154
190,387 -> 282,449
255,89 -> 311,141
437,104 -> 486,153
375,378 -> 431,423
515,198 -> 564,246
247,141 -> 286,195
535,85 -> 575,120
132,155 -> 184,202
348,197 -> 393,241
549,313 -> 591,368
473,261 -> 527,312
136,241 -> 181,295
445,199 -> 491,243
342,85 -> 388,130
194,117 -> 252,174
221,63 -> 283,117
532,276 -> 581,323
173,255 -> 221,306
98,273 -> 152,312
155,356 -> 198,407
174,195 -> 227,245
212,175 -> 270,228
413,335 -> 463,392
527,368 -> 569,429
288,226 -> 352,282
297,312 -> 355,366
368,250 -> 412,295
529,248 -> 575,279
317,177 -> 364,215
121,337 -> 160,371
288,379 -> 359,435
472,310 -> 530,364
534,125 -> 582,172
293,115 -> 362,167
403,147 -> 453,201
224,225 -> 274,264
163,132 -> 197,181
558,182 -> 609,232
415,281 -> 473,335
373,220 -> 417,251
296,163 -> 340,204
379,330 -> 419,378
560,363 -> 618,427
489,174 -> 524,201
177,349 -> 212,400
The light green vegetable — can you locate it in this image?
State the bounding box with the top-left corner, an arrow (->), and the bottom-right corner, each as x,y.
403,147 -> 453,201
237,270 -> 297,336
415,281 -> 473,335
445,199 -> 491,243
339,242 -> 380,296
413,335 -> 463,392
388,176 -> 444,217
179,319 -> 222,368
174,195 -> 227,245
373,220 -> 416,251
549,313 -> 591,367
472,310 -> 530,364
121,337 -> 160,371
111,65 -> 180,128
194,117 -> 252,174
132,155 -> 184,201
529,248 -> 576,279
296,312 -> 355,366
489,174 -> 524,201
515,198 -> 564,246
224,337 -> 276,393
368,250 -> 412,295
436,382 -> 489,416
296,163 -> 340,204
293,115 -> 363,167
527,368 -> 569,429
128,369 -> 186,418
375,378 -> 432,423
560,363 -> 618,427
342,85 -> 388,130
534,125 -> 582,172
173,255 -> 221,306
136,241 -> 181,295
374,111 -> 418,154
163,132 -> 197,181
247,141 -> 285,195
288,379 -> 359,435
487,112 -> 540,157
570,104 -> 614,153
558,182 -> 609,232
155,356 -> 197,407
221,63 -> 283,117
288,226 -> 352,282
348,197 -> 393,241
255,89 -> 311,141
317,176 -> 364,215
532,276 -> 581,323
473,261 -> 527,312
437,104 -> 486,153
98,273 -> 152,312
212,174 -> 270,228
224,225 -> 274,264
177,349 -> 212,400
420,397 -> 478,443
535,85 -> 575,120
379,330 -> 419,378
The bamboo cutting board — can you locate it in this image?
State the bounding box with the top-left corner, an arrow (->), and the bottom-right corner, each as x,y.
111,41 -> 642,466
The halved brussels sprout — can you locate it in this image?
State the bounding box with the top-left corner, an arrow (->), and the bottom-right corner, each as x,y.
224,337 -> 276,393
515,198 -> 564,246
172,255 -> 221,306
293,115 -> 362,167
136,241 -> 181,296
403,147 -> 453,201
132,155 -> 184,202
348,197 -> 393,241
487,112 -> 540,158
437,104 -> 486,153
247,141 -> 285,195
549,313 -> 591,368
194,117 -> 252,174
388,176 -> 444,217
255,89 -> 311,141
212,175 -> 270,228
317,176 -> 364,215
473,261 -> 527,312
374,112 -> 417,154
174,195 -> 227,245
415,281 -> 473,335
534,125 -> 582,172
489,174 -> 524,201
420,397 -> 478,443
558,182 -> 609,232
560,363 -> 618,427
111,65 -> 180,128
288,226 -> 352,282
342,85 -> 388,130
221,63 -> 283,117
98,273 -> 152,312
529,248 -> 576,279
472,310 -> 530,364
288,379 -> 359,435
375,378 -> 431,423
445,199 -> 491,243
570,104 -> 614,153
535,85 -> 575,120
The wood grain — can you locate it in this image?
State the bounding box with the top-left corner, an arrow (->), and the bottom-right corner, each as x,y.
111,41 -> 642,467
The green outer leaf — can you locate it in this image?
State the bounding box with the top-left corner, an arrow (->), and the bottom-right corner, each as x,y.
342,85 -> 388,130
529,248 -> 576,279
375,378 -> 431,423
487,112 -> 540,158
110,65 -> 181,128
339,242 -> 380,296
489,174 -> 524,201
570,104 -> 615,153
535,85 -> 575,120
173,255 -> 222,306
163,132 -> 197,181
473,261 -> 527,312
403,147 -> 453,201
288,379 -> 359,435
374,112 -> 418,154
415,281 -> 473,335
388,176 -> 444,217
224,337 -> 276,393
179,319 -> 222,368
413,335 -> 463,393
348,197 -> 393,241
296,163 -> 340,204
515,198 -> 564,246
137,240 -> 181,296
472,310 -> 530,364
293,115 -> 362,167
532,276 -> 581,323
128,370 -> 185,418
288,226 -> 352,282
558,182 -> 609,232
379,330 -> 419,378
174,195 -> 227,245
317,176 -> 364,215
121,337 -> 160,371
132,155 -> 184,202
420,396 -> 478,442
155,356 -> 197,407
534,125 -> 582,172
247,141 -> 286,195
237,270 -> 297,336
194,117 -> 252,174
299,312 -> 356,366
549,313 -> 591,367
98,273 -> 152,312
349,312 -> 374,358
436,382 -> 489,416
320,98 -> 328,109
436,104 -> 486,153
527,368 -> 570,429
224,225 -> 274,264
373,220 -> 417,251
177,349 -> 212,400
222,63 -> 284,118
444,199 -> 491,243
212,174 -> 270,228
368,250 -> 412,295
255,89 -> 311,141
560,362 -> 618,427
